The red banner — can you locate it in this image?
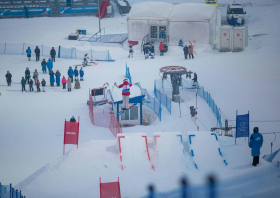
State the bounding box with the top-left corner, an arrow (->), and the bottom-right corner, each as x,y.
63,117 -> 80,155
100,177 -> 121,198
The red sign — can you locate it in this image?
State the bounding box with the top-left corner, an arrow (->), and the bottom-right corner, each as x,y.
237,33 -> 240,36
63,117 -> 80,155
224,33 -> 227,36
100,177 -> 121,198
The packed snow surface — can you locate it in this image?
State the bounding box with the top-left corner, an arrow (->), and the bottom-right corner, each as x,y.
0,0 -> 280,197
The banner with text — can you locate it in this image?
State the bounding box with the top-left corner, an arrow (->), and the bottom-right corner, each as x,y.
0,8 -> 51,16
63,117 -> 80,155
60,6 -> 98,14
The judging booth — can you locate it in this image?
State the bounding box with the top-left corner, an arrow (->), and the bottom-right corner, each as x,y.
107,83 -> 145,126
127,2 -> 221,45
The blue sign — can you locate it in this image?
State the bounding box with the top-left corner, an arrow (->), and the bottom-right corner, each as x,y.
0,8 -> 51,16
235,111 -> 249,143
60,6 -> 98,14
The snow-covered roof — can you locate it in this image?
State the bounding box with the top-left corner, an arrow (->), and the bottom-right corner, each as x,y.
127,2 -> 174,20
168,3 -> 218,22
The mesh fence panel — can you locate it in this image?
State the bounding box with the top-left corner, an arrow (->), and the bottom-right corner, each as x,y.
144,98 -> 161,121
0,43 -> 5,54
5,43 -> 24,55
92,50 -> 109,61
109,112 -> 123,137
0,185 -> 10,198
92,106 -> 111,128
60,47 -> 74,59
75,49 -> 91,60
42,45 -> 59,57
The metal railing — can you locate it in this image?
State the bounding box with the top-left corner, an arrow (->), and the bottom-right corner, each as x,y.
141,34 -> 148,53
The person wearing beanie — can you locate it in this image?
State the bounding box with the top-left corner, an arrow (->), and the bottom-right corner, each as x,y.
55,70 -> 61,86
68,66 -> 74,83
41,79 -> 46,92
74,66 -> 79,81
49,70 -> 55,87
5,71 -> 12,86
67,76 -> 72,92
41,59 -> 47,73
79,67 -> 84,81
249,127 -> 263,166
35,80 -> 41,92
70,116 -> 76,122
159,41 -> 164,56
62,76 -> 67,89
29,79 -> 34,92
114,78 -> 132,110
74,79 -> 80,89
47,58 -> 53,73
21,77 -> 26,92
25,67 -> 30,84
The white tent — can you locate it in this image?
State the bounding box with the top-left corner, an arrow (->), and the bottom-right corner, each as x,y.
127,2 -> 222,45
127,2 -> 174,42
168,3 -> 222,45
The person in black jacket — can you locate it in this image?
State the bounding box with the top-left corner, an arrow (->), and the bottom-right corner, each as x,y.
25,67 -> 30,84
50,47 -> 56,62
41,79 -> 46,92
34,46 -> 40,62
70,116 -> 76,122
192,73 -> 197,83
150,43 -> 155,59
5,71 -> 12,86
21,77 -> 26,92
183,45 -> 189,59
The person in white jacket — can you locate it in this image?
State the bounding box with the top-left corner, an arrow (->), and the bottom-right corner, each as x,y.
237,16 -> 242,26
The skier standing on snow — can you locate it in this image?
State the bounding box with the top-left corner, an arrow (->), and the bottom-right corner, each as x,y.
68,66 -> 74,82
41,79 -> 46,92
35,80 -> 41,92
79,67 -> 84,81
150,43 -> 155,59
249,127 -> 263,166
159,41 -> 164,56
67,76 -> 72,92
188,45 -> 194,59
5,71 -> 12,86
26,47 -> 31,61
41,59 -> 47,73
183,45 -> 189,59
25,67 -> 30,84
114,78 -> 132,110
62,76 -> 67,89
55,70 -> 61,86
21,77 -> 26,92
47,58 -> 53,73
34,46 -> 40,62
33,69 -> 39,82
128,44 -> 134,58
50,47 -> 56,62
29,79 -> 34,92
49,70 -> 55,87
74,66 -> 79,81
83,53 -> 89,67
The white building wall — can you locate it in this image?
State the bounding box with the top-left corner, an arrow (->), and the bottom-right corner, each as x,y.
128,20 -> 148,41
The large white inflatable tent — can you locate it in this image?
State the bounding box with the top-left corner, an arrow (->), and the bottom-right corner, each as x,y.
127,2 -> 222,45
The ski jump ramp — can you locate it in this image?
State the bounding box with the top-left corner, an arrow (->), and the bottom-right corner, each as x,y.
117,133 -> 155,171
187,131 -> 228,171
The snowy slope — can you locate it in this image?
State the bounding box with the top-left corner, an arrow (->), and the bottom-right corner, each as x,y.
0,0 -> 280,197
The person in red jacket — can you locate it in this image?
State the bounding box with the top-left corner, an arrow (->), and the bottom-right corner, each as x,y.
35,80 -> 41,92
114,78 -> 132,110
159,42 -> 164,56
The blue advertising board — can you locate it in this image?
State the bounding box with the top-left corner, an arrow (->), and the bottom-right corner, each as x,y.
0,8 -> 51,16
60,6 -> 98,14
235,111 -> 249,144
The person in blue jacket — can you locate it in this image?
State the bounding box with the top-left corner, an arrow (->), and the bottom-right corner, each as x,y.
230,15 -> 235,26
49,70 -> 55,87
68,66 -> 74,83
26,47 -> 31,61
79,67 -> 84,81
47,58 -> 53,73
74,66 -> 79,81
41,59 -> 47,73
55,70 -> 61,86
178,39 -> 183,47
249,127 -> 263,166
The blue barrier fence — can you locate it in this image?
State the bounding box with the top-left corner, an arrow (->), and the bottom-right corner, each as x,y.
0,8 -> 51,16
0,183 -> 25,198
154,81 -> 171,114
144,97 -> 162,122
125,64 -> 132,83
182,80 -> 222,127
60,6 -> 98,14
0,43 -> 115,62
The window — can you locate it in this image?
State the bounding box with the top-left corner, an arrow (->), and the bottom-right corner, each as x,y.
150,26 -> 158,38
121,110 -> 129,120
230,8 -> 244,14
130,106 -> 138,120
159,26 -> 166,38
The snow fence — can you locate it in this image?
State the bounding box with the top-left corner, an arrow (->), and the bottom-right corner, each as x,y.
88,90 -> 122,137
182,79 -> 222,127
0,183 -> 25,198
154,80 -> 172,114
0,43 -> 115,62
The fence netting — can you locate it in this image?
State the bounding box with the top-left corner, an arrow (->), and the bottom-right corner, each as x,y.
0,183 -> 24,198
0,43 -> 115,61
89,91 -> 122,137
154,81 -> 172,114
182,79 -> 222,127
144,97 -> 162,121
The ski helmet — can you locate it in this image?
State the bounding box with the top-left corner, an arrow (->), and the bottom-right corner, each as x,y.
123,78 -> 128,82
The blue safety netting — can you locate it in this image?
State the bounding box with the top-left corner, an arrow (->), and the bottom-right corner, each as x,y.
0,43 -> 115,62
144,97 -> 162,121
0,183 -> 25,198
154,81 -> 172,114
125,64 -> 132,83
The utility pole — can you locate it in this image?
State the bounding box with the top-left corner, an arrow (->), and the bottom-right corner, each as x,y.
98,0 -> 101,31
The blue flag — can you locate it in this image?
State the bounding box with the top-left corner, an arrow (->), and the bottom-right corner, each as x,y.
235,111 -> 249,143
